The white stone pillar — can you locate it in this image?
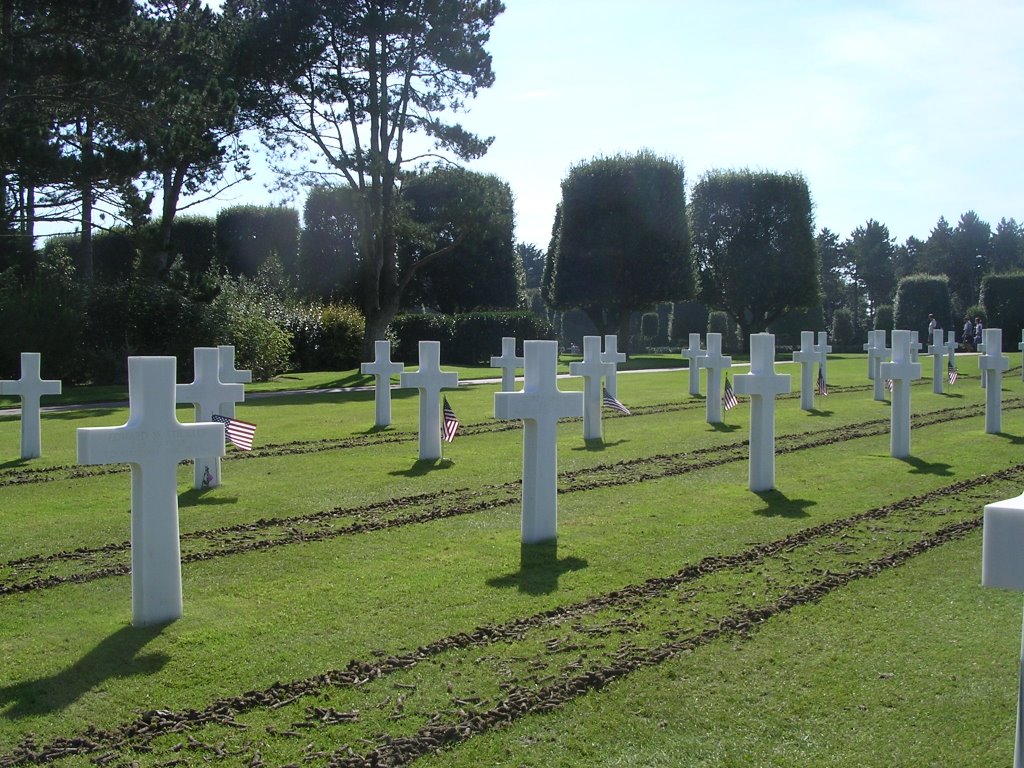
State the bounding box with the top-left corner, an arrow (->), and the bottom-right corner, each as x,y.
361,340 -> 405,427
601,335 -> 627,399
0,352 -> 61,459
879,330 -> 921,458
489,336 -> 524,393
568,335 -> 615,440
792,330 -> 817,411
78,357 -> 225,625
814,331 -> 832,385
495,340 -> 583,544
980,328 -> 1010,434
400,341 -> 459,461
734,334 -> 791,491
681,333 -> 705,396
176,347 -> 244,489
910,330 -> 921,363
928,329 -> 946,395
981,493 -> 1024,768
698,333 -> 733,424
867,330 -> 890,402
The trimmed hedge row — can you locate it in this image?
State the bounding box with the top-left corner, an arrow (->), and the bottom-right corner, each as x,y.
389,311 -> 554,364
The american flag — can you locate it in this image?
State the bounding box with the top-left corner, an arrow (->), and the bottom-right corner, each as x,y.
885,378 -> 894,392
602,387 -> 631,415
722,374 -> 739,410
441,397 -> 459,442
211,414 -> 257,451
816,365 -> 828,396
947,364 -> 958,384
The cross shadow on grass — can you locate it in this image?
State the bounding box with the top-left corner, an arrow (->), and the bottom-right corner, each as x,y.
178,488 -> 239,508
898,456 -> 954,476
806,408 -> 834,417
486,541 -> 588,595
939,392 -> 964,399
572,439 -> 628,452
389,458 -> 455,477
708,422 -> 741,433
752,489 -> 816,518
994,432 -> 1024,445
0,457 -> 29,470
0,624 -> 169,719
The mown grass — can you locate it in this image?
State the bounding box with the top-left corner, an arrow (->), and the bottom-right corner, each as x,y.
0,351 -> 1022,766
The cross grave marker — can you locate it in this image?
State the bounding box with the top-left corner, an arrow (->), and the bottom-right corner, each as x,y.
400,341 -> 459,461
792,330 -> 819,411
0,352 -> 61,459
945,330 -> 958,374
77,356 -> 225,625
734,333 -> 791,491
361,340 -> 405,428
217,345 -> 252,419
879,330 -> 921,458
568,335 -> 615,440
928,329 -> 946,395
489,336 -> 523,393
176,347 -> 244,489
867,330 -> 890,401
814,331 -> 833,385
698,333 -> 733,424
979,328 -> 1010,434
682,333 -> 705,396
494,340 -> 583,544
601,335 -> 627,399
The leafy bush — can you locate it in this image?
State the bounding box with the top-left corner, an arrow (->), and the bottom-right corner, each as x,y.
449,311 -> 554,364
216,206 -> 300,279
830,307 -> 857,351
708,310 -> 740,353
893,274 -> 952,335
285,302 -> 365,371
873,305 -> 894,332
206,274 -> 293,380
981,273 -> 1024,350
388,314 -> 456,363
669,301 -> 709,342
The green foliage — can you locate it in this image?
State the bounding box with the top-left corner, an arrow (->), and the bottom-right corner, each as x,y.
830,307 -> 858,351
216,205 -> 300,278
388,314 -> 456,363
847,219 -> 896,312
873,305 -> 894,332
449,312 -> 554,364
285,302 -> 366,372
206,273 -> 293,380
298,185 -> 363,301
691,170 -> 816,343
707,310 -> 740,353
964,304 -> 987,326
160,215 -> 219,277
892,274 -> 951,335
981,273 -> 1024,350
548,152 -> 692,344
669,301 -> 709,342
766,303 -> 826,348
640,312 -> 659,340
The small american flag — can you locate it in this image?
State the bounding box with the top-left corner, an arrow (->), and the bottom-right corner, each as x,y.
816,365 -> 828,396
885,378 -> 894,392
948,363 -> 958,384
442,397 -> 459,442
211,414 -> 257,451
602,387 -> 631,415
722,374 -> 739,411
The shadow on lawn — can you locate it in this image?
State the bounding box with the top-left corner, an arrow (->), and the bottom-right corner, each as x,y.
389,458 -> 455,477
806,408 -> 834,417
487,541 -> 587,596
708,422 -> 741,433
178,488 -> 239,508
752,489 -> 816,518
572,439 -> 628,452
0,457 -> 29,470
898,456 -> 954,477
0,624 -> 169,719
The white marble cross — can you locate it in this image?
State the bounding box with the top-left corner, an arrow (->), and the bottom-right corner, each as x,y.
814,331 -> 833,384
927,329 -> 947,395
489,336 -> 523,393
682,333 -> 705,396
879,330 -> 921,458
217,345 -> 252,418
400,341 -> 459,460
361,340 -> 405,427
601,335 -> 627,399
980,328 -> 1010,434
979,338 -> 988,389
944,330 -> 959,374
698,333 -> 733,424
909,330 -> 921,363
867,330 -> 890,401
569,336 -> 616,440
494,340 -> 584,544
792,330 -> 819,411
735,333 -> 791,491
0,352 -> 62,459
1019,330 -> 1024,383
77,356 -> 225,626
176,347 -> 244,489
981,492 -> 1024,767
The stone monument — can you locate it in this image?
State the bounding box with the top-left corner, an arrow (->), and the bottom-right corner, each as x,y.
734,333 -> 791,491
681,333 -> 705,396
878,330 -> 921,458
361,340 -> 405,428
569,335 -> 615,440
494,340 -> 584,544
927,329 -> 946,395
176,347 -> 244,489
979,328 -> 1010,434
698,333 -> 733,424
867,330 -> 890,401
792,330 -> 819,411
601,335 -> 627,399
400,341 -> 459,461
78,356 -> 225,625
0,352 -> 61,459
814,331 -> 833,384
489,336 -> 523,393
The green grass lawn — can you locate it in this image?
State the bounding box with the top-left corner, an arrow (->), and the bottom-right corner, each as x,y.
0,351 -> 1022,766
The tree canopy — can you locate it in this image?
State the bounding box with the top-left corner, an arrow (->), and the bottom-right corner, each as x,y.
691,169 -> 817,346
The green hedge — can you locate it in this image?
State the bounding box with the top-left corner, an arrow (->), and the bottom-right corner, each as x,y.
893,274 -> 952,335
284,302 -> 365,372
981,273 -> 1024,350
389,311 -> 553,364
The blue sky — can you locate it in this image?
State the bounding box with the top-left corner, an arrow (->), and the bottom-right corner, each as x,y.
207,0 -> 1024,249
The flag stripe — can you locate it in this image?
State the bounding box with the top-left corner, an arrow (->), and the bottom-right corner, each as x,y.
442,397 -> 459,442
816,365 -> 828,396
212,414 -> 256,451
722,374 -> 739,410
602,387 -> 631,415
